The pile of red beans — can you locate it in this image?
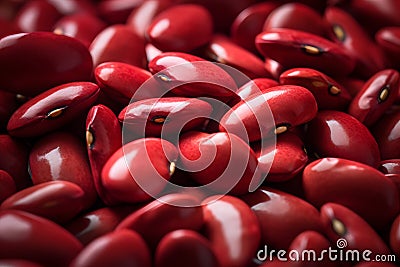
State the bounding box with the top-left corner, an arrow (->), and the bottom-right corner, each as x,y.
0,0 -> 400,266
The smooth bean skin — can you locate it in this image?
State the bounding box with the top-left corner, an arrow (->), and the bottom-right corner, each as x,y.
279,67 -> 352,110
372,109 -> 400,160
320,203 -> 391,257
241,187 -> 323,250
29,132 -> 96,206
376,27 -> 400,68
0,32 -> 93,96
155,230 -> 219,267
97,0 -> 143,24
303,157 -> 399,230
101,138 -> 178,204
379,159 -> 400,175
202,195 -> 260,267
305,110 -> 380,167
348,69 -> 399,126
390,214 -> 400,258
256,29 -> 356,77
70,229 -> 151,267
0,210 -> 82,267
116,193 -> 203,249
220,85 -> 317,142
233,78 -> 279,105
0,170 -> 16,204
0,181 -> 86,224
89,24 -> 146,68
7,82 -> 100,138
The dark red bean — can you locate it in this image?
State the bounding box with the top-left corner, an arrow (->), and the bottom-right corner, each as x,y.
379,159 -> 400,175
304,157 -> 399,230
348,69 -> 399,126
220,85 -> 318,142
256,29 -> 356,77
97,0 -> 144,24
325,7 -> 387,78
376,27 -> 400,68
70,229 -> 151,267
279,67 -> 352,110
337,76 -> 365,97
89,24 -> 146,68
155,229 -> 219,267
0,260 -> 43,267
101,138 -> 178,204
0,170 -> 16,204
0,91 -> 18,129
0,32 -> 93,96
390,214 -> 400,258
241,187 -> 323,250
29,132 -> 96,206
0,17 -> 21,39
0,210 -> 82,267
372,109 -> 400,160
353,262 -> 398,267
7,82 -> 99,138
116,193 -> 203,249
305,110 -> 380,167
202,195 -> 260,267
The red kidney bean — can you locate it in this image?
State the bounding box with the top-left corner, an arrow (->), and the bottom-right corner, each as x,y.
202,195 -> 260,267
70,229 -> 151,267
179,131 -> 263,195
148,52 -> 238,99
220,85 -> 318,142
0,17 -> 21,39
7,82 -> 99,138
379,159 -> 400,175
116,193 -> 203,249
86,104 -> 121,204
202,34 -> 271,79
303,157 -> 399,230
0,170 -> 16,204
320,203 -> 391,258
279,68 -> 352,110
0,32 -> 93,96
147,4 -> 213,52
53,13 -> 107,48
372,109 -> 400,160
145,43 -> 164,62
255,132 -> 308,182
348,69 -> 399,126
0,260 -> 43,267
325,7 -> 387,78
0,210 -> 82,267
390,214 -> 400,258
376,27 -> 400,68
89,24 -> 146,68
29,131 -> 96,206
264,57 -> 285,80
305,110 -> 380,167
65,206 -> 136,245
263,3 -> 327,37
14,0 -> 61,32
0,180 -> 86,224
155,229 -> 219,267
337,76 -> 365,97
101,138 -> 178,204
230,2 -> 278,53
0,91 -> 18,129
0,135 -> 30,190
256,29 -> 356,77
97,0 -> 144,24
233,78 -> 279,105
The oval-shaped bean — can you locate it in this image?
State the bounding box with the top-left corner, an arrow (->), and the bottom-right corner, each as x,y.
89,24 -> 146,68
147,4 -> 213,52
116,193 -> 203,249
263,3 -> 327,37
376,27 -> 400,68
70,229 -> 151,267
148,52 -> 238,99
305,110 -> 380,167
390,214 -> 400,258
348,69 -> 399,126
279,68 -> 352,110
86,104 -> 121,204
94,62 -> 153,104
241,187 -> 323,250
0,32 -> 93,96
65,206 -> 136,245
29,131 -> 96,206
320,203 -> 391,258
101,138 -> 178,204
202,195 -> 260,267
0,210 -> 82,267
379,159 -> 400,175
7,82 -> 99,138
155,229 -> 219,267
304,157 -> 399,230
256,29 -> 356,77
372,109 -> 400,160
179,131 -> 263,195
325,7 -> 387,78
0,170 -> 16,204
120,97 -> 212,138
220,85 -> 317,142
0,181 -> 86,224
